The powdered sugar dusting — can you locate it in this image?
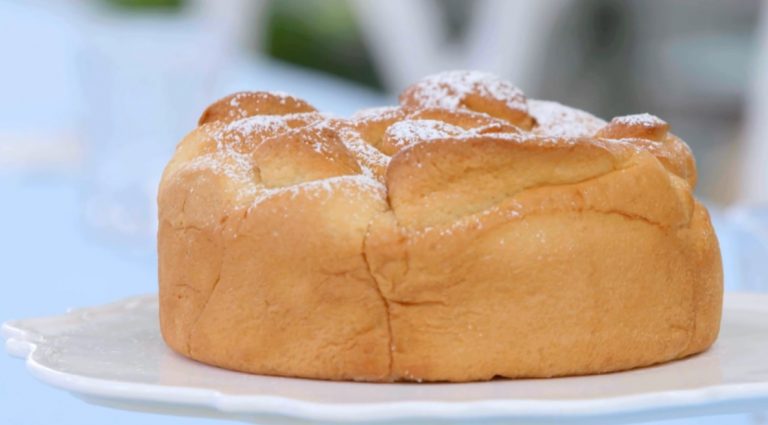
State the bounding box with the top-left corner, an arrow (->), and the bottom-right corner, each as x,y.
405,70 -> 527,113
298,122 -> 341,157
385,120 -> 466,149
341,132 -> 389,166
611,113 -> 666,128
223,114 -> 290,139
176,78 -> 657,230
250,174 -> 385,207
182,151 -> 259,201
182,114 -> 304,201
338,130 -> 390,178
528,100 -> 606,138
472,131 -> 522,141
226,91 -> 300,120
265,90 -> 294,99
226,92 -> 251,120
306,118 -> 390,178
352,106 -> 402,121
206,112 -> 327,156
182,94 -> 612,208
182,108 -> 395,206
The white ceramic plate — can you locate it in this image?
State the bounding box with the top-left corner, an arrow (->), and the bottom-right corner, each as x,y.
4,294 -> 768,424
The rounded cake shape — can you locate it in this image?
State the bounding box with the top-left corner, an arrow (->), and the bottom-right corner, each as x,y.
158,71 -> 722,382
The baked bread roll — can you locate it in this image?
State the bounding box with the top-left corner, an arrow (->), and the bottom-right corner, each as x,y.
158,71 -> 723,382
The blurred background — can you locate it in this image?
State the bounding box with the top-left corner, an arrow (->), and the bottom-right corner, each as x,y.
1,0 -> 767,424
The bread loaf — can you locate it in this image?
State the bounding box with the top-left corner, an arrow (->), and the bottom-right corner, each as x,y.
158,71 -> 723,382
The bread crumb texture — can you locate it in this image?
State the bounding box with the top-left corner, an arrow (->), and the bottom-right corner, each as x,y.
158,71 -> 723,382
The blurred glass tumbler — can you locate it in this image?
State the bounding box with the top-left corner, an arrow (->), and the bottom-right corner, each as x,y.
79,9 -> 223,251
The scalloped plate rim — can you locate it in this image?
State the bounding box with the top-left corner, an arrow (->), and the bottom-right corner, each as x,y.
3,293 -> 768,423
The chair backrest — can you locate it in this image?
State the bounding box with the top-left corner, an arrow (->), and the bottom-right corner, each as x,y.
348,0 -> 574,92
741,1 -> 768,203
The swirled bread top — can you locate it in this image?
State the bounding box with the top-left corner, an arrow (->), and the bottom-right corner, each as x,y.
161,70 -> 696,231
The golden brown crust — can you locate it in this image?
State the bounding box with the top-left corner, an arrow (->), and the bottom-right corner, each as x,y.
198,91 -> 317,125
158,70 -> 723,382
399,70 -> 535,129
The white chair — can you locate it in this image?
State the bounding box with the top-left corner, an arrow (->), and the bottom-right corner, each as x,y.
741,0 -> 768,203
348,0 -> 573,92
